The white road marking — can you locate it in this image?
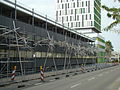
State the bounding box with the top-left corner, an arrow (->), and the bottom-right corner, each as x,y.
49,79 -> 55,81
70,83 -> 81,88
34,83 -> 42,86
88,77 -> 95,81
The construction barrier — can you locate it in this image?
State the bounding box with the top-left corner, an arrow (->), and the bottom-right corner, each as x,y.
80,65 -> 85,73
11,66 -> 16,81
40,66 -> 44,81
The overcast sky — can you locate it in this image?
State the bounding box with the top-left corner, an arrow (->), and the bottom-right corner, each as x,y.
16,0 -> 120,52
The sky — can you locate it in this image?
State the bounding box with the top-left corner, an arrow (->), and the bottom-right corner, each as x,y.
16,0 -> 120,52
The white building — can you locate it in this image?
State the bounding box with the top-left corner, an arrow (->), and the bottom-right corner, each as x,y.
56,0 -> 101,36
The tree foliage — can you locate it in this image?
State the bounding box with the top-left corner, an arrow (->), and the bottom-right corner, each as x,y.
102,0 -> 120,31
105,40 -> 113,58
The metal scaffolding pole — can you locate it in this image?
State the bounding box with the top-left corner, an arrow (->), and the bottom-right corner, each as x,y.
13,21 -> 23,76
15,0 -> 17,20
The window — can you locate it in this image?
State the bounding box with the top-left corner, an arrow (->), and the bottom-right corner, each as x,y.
56,11 -> 58,16
68,3 -> 69,8
86,1 -> 87,6
71,9 -> 73,14
59,10 -> 61,15
89,14 -> 91,20
86,14 -> 87,20
82,1 -> 84,7
66,16 -> 68,21
76,22 -> 77,27
70,16 -> 72,21
91,21 -> 93,26
71,22 -> 73,27
77,0 -> 79,7
68,23 -> 69,27
75,9 -> 77,21
82,15 -> 84,27
80,8 -> 82,14
88,1 -> 90,13
57,0 -> 59,3
73,2 -> 75,8
77,15 -> 79,21
62,17 -> 64,23
62,4 -> 64,9
82,8 -> 85,13
65,3 -> 67,9
79,22 -> 80,27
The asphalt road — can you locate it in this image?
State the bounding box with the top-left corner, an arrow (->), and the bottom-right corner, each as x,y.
23,65 -> 120,90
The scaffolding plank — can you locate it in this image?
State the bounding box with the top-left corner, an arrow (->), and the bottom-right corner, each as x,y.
0,44 -> 24,47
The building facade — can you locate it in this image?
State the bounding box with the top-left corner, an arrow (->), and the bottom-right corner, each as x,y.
95,35 -> 106,63
56,0 -> 101,33
0,0 -> 97,77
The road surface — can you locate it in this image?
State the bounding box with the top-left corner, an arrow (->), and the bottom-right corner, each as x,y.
23,65 -> 120,90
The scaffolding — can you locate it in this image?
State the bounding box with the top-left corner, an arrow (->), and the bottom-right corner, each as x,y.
0,0 -> 98,83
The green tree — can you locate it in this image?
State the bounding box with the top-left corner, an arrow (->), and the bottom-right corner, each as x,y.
102,0 -> 120,31
105,40 -> 113,62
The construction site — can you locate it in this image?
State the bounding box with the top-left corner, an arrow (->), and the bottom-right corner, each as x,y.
0,0 -> 120,90
0,1 -> 106,88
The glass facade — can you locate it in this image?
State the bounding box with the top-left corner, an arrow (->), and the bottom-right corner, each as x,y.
96,35 -> 106,63
94,0 -> 101,31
